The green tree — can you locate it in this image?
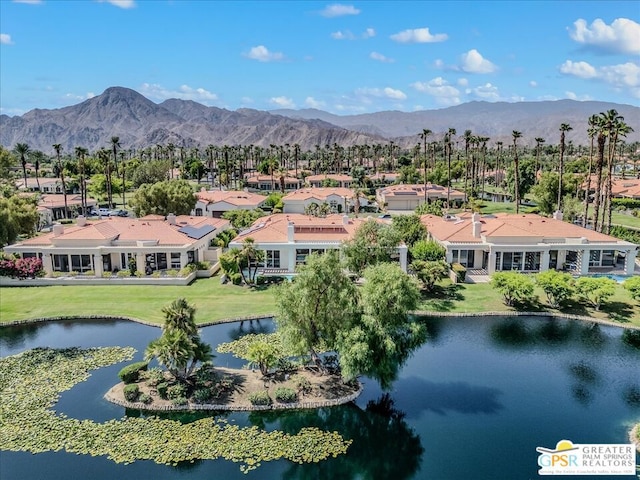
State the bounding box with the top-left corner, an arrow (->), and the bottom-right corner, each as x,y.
0,145 -> 13,178
129,179 -> 196,217
391,214 -> 427,247
414,200 -> 444,216
275,251 -> 358,370
52,144 -> 68,219
491,271 -> 535,307
131,159 -> 171,187
410,239 -> 445,262
246,340 -> 280,376
240,237 -> 265,284
531,172 -> 579,216
145,298 -> 212,382
411,259 -> 449,291
222,208 -> 265,229
511,130 -> 522,213
506,158 -> 536,205
0,195 -> 39,246
342,219 -> 401,275
623,276 -> 640,303
337,263 -> 426,389
535,270 -> 575,307
557,123 -> 573,212
14,143 -> 30,189
575,277 -> 616,310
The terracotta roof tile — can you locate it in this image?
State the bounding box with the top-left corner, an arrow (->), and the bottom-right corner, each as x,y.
196,190 -> 266,206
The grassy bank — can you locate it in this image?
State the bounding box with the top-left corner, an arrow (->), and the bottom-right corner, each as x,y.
1,276 -> 637,327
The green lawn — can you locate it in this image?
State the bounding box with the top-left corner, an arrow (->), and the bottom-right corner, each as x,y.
2,275 -> 638,327
611,212 -> 640,230
0,277 -> 277,325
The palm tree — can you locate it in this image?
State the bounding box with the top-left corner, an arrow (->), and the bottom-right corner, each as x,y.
75,146 -> 89,216
592,116 -> 608,232
15,143 -> 30,190
241,237 -> 263,284
109,136 -> 121,208
512,131 -> 523,213
603,112 -> 633,233
53,144 -> 68,218
446,128 -> 456,208
31,150 -> 45,190
534,137 -> 545,182
557,123 -> 572,213
420,129 -> 432,203
582,115 -> 598,228
161,298 -> 198,337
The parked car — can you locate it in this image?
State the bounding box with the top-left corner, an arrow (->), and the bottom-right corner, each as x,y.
109,209 -> 129,217
90,207 -> 112,217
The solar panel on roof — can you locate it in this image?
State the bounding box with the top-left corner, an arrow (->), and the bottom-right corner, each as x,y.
393,191 -> 418,196
178,225 -> 216,239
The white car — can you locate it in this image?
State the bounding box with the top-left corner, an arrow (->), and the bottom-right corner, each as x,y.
90,207 -> 112,217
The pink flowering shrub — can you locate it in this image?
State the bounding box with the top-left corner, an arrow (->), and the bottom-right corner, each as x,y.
0,255 -> 44,279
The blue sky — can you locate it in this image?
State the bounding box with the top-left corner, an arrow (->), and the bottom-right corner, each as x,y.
1,0 -> 638,116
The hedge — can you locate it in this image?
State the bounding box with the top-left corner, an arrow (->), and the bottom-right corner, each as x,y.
118,361 -> 149,384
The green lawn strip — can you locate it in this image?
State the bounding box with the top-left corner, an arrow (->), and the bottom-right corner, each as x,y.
611,212 -> 640,230
2,276 -> 637,327
0,277 -> 277,325
416,281 -> 640,327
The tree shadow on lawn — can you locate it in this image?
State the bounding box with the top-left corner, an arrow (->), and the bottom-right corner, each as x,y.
560,300 -> 634,324
420,283 -> 464,312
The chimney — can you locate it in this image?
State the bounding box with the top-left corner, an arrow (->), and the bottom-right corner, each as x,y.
167,213 -> 177,225
52,224 -> 64,236
343,215 -> 350,225
553,210 -> 563,221
471,212 -> 481,223
77,215 -> 87,227
287,221 -> 295,242
472,221 -> 482,238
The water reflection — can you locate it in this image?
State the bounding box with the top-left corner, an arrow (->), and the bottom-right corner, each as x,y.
226,318 -> 274,340
249,395 -> 423,480
0,323 -> 40,350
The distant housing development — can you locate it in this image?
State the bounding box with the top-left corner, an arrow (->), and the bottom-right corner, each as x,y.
281,187 -> 367,214
377,184 -> 465,211
421,212 -> 638,276
193,190 -> 266,217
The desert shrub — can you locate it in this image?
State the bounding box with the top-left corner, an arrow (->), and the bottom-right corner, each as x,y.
102,271 -> 113,278
123,384 -> 140,402
167,383 -> 187,400
151,271 -> 161,278
166,269 -> 179,277
118,361 -> 148,384
291,374 -> 311,394
195,261 -> 211,270
141,367 -> 165,386
84,270 -> 95,276
274,387 -> 297,403
117,270 -> 130,278
276,358 -> 297,373
248,390 -> 272,406
193,387 -> 213,404
172,397 -> 188,406
231,272 -> 243,285
157,382 -> 169,399
139,393 -> 152,404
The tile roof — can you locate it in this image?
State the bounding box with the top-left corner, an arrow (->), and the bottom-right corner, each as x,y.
306,174 -> 353,182
379,184 -> 465,198
282,187 -> 356,201
245,173 -> 300,184
38,194 -> 93,209
196,190 -> 266,206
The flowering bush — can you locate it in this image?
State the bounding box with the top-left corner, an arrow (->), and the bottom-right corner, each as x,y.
0,256 -> 44,279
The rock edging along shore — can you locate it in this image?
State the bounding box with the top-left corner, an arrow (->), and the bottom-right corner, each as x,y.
2,311 -> 638,330
104,382 -> 363,412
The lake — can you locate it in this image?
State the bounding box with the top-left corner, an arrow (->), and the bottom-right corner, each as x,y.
0,316 -> 638,480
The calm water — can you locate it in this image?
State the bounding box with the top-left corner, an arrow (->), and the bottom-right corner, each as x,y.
0,316 -> 638,480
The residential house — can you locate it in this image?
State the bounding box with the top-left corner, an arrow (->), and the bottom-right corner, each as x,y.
281,187 -> 367,214
420,212 -> 637,276
244,172 -> 301,191
306,174 -> 353,188
4,214 -> 231,278
229,213 -> 408,274
377,184 -> 465,211
193,190 -> 266,217
36,194 -> 97,224
16,177 -> 67,193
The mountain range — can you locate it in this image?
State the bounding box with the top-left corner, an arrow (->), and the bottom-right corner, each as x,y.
1,86 -> 638,154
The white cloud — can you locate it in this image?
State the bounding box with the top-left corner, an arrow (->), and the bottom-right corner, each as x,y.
331,30 -> 355,40
320,4 -> 360,17
245,45 -> 284,62
370,51 -> 394,63
355,87 -> 407,100
97,0 -> 136,8
459,49 -> 496,73
0,33 -> 13,45
270,96 -> 295,108
559,60 -> 598,78
363,28 -> 375,39
305,97 -> 326,108
529,80 -> 538,87
139,83 -> 218,103
241,97 -> 254,104
12,0 -> 42,3
64,92 -> 96,102
465,83 -> 500,101
390,27 -> 448,43
457,78 -> 468,87
569,18 -> 640,54
564,91 -> 592,101
411,77 -> 461,105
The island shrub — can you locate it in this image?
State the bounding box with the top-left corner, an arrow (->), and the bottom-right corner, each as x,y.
575,277 -> 616,311
274,387 -> 297,403
118,361 -> 148,384
291,374 -> 311,394
141,367 -> 165,386
157,382 -> 169,399
172,397 -> 188,406
123,384 -> 139,402
138,393 -> 153,404
535,270 -> 575,307
491,271 -> 535,307
451,262 -> 466,283
248,390 -> 272,406
193,387 -> 213,404
167,383 -> 188,400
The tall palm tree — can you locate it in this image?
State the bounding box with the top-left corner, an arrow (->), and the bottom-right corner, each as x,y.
109,136 -> 121,208
15,143 -> 30,190
446,128 -> 456,208
161,298 -> 198,337
420,129 -> 432,203
495,141 -> 503,193
603,112 -> 633,233
534,137 -> 545,182
582,115 -> 598,228
592,116 -> 608,233
53,143 -> 68,218
512,131 -> 523,213
240,237 -> 263,284
557,123 -> 572,213
75,146 -> 89,216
